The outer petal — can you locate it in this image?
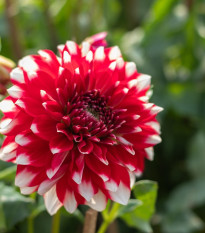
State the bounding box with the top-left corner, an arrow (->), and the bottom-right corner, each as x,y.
0,136 -> 17,162
0,111 -> 32,136
46,152 -> 68,179
108,165 -> 131,205
86,190 -> 107,211
16,143 -> 51,167
44,185 -> 63,215
15,165 -> 46,188
0,97 -> 19,118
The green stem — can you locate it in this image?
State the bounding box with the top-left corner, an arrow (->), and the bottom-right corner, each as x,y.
97,220 -> 109,233
27,193 -> 36,233
28,217 -> 34,233
97,203 -> 120,233
51,210 -> 61,233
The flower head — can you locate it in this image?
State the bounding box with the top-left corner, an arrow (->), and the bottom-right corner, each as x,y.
0,34 -> 162,215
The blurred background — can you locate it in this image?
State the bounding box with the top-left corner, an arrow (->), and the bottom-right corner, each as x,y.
0,0 -> 205,232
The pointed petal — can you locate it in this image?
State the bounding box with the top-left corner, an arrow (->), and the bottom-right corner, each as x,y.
86,156 -> 110,182
78,178 -> 95,202
10,67 -> 25,84
46,152 -> 68,179
71,153 -> 85,184
49,134 -> 73,154
78,140 -> 93,154
38,165 -> 67,195
63,190 -> 78,213
44,185 -> 62,215
86,190 -> 107,211
15,167 -> 37,187
0,136 -> 17,162
31,115 -> 57,141
109,181 -> 130,205
0,98 -> 18,115
7,85 -> 24,99
20,186 -> 38,195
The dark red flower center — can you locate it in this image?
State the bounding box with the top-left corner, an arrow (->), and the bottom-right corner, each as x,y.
65,90 -> 124,142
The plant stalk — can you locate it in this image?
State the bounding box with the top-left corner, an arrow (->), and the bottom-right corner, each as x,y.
28,217 -> 34,233
97,203 -> 120,233
82,209 -> 98,233
51,210 -> 61,233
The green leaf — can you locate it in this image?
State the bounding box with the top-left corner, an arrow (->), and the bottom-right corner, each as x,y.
121,214 -> 153,233
0,201 -> 6,232
120,180 -> 158,233
117,199 -> 142,217
145,0 -> 178,32
0,182 -> 34,229
0,165 -> 16,182
133,180 -> 158,220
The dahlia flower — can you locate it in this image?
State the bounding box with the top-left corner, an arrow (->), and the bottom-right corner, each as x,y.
0,34 -> 162,215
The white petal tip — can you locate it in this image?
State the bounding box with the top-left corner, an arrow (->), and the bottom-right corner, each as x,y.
151,106 -> 164,115
66,41 -> 77,55
44,185 -> 62,215
109,182 -> 130,205
125,62 -> 136,77
109,46 -> 121,60
145,147 -> 154,160
86,190 -> 107,211
94,47 -> 105,61
146,135 -> 162,145
10,67 -> 25,84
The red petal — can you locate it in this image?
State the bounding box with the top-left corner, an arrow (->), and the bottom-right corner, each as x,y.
0,111 -> 32,136
0,136 -> 17,162
15,165 -> 46,187
77,169 -> 97,201
71,153 -> 85,184
42,101 -> 64,121
0,97 -> 19,118
15,97 -> 45,117
16,141 -> 51,167
31,115 -> 57,141
38,49 -> 60,75
56,176 -> 78,213
86,155 -> 110,182
49,133 -> 73,154
38,164 -> 67,195
78,140 -> 93,154
46,152 -> 68,178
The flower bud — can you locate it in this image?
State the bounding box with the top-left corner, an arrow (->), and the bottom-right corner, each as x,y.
0,55 -> 15,95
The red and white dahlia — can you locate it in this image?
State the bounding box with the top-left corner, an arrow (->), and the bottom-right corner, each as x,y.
0,34 -> 162,215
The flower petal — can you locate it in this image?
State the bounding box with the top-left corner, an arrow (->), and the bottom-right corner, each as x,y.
31,115 -> 57,141
86,190 -> 107,211
44,185 -> 63,215
49,134 -> 73,154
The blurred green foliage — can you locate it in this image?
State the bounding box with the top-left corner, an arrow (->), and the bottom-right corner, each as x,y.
0,0 -> 205,232
120,181 -> 158,232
